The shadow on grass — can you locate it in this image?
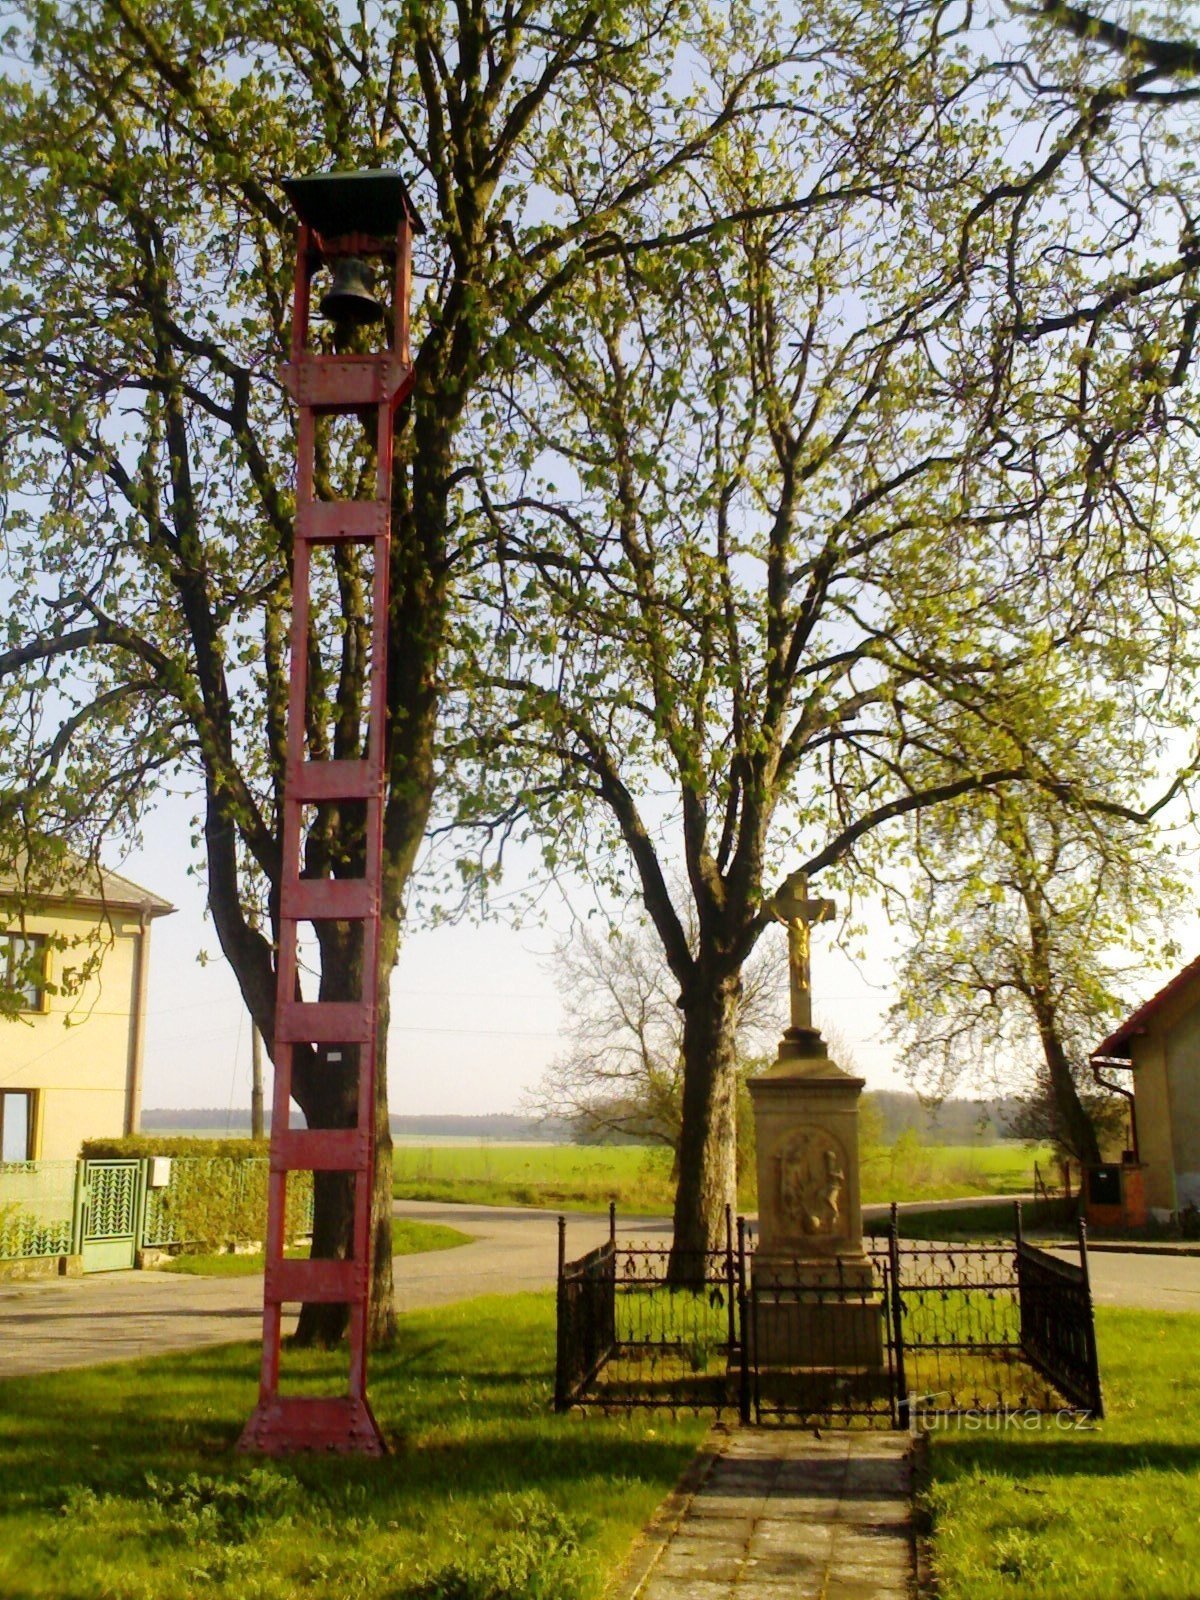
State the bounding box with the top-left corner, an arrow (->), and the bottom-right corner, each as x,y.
0,1301 -> 700,1516
933,1433 -> 1200,1480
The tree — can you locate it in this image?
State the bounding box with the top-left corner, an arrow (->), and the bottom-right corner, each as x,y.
886,792 -> 1181,1164
456,0 -> 1200,1259
530,917 -> 785,1169
0,0 -> 802,1341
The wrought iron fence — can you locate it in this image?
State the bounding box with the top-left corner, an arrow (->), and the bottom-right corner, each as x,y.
556,1204 -> 1103,1427
554,1225 -> 616,1411
885,1239 -> 1064,1424
750,1245 -> 897,1426
555,1206 -> 744,1416
1016,1217 -> 1104,1416
0,1160 -> 76,1259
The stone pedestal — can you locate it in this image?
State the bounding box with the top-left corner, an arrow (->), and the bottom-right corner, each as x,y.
748,1024 -> 884,1369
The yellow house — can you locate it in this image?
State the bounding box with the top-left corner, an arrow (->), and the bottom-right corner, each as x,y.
0,857 -> 174,1162
1092,955 -> 1200,1219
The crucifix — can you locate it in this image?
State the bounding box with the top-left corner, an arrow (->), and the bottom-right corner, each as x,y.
771,870 -> 836,1034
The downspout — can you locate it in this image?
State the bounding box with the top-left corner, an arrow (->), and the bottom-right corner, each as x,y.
124,909 -> 151,1136
1090,1052 -> 1138,1163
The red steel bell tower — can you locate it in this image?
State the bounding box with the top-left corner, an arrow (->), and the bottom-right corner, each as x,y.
240,169 -> 422,1456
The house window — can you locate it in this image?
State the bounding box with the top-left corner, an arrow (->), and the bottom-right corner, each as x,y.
1,933 -> 46,1012
0,1090 -> 36,1161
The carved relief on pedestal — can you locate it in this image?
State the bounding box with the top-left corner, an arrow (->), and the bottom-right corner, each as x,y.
773,1128 -> 848,1239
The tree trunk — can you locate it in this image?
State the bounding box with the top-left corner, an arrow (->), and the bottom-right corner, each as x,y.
368,914 -> 402,1348
1021,887 -> 1104,1167
669,972 -> 742,1277
287,1059 -> 397,1348
289,916 -> 400,1348
1036,1015 -> 1103,1166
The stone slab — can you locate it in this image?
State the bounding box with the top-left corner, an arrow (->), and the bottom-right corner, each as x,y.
609,1427 -> 914,1599
753,1295 -> 886,1367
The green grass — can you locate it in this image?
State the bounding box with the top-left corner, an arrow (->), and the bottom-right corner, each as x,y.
161,1218 -> 473,1276
860,1137 -> 1053,1205
865,1198 -> 1075,1243
391,1139 -> 1050,1213
392,1142 -> 677,1212
0,1293 -> 706,1600
926,1307 -> 1200,1599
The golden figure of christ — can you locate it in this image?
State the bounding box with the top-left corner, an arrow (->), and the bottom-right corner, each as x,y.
772,870 -> 836,1033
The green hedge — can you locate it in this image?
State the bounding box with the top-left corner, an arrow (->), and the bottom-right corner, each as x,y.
81,1136 -> 270,1161
143,1159 -> 312,1251
79,1138 -> 312,1252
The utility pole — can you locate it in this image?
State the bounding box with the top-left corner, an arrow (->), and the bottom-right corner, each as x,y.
251,1024 -> 264,1141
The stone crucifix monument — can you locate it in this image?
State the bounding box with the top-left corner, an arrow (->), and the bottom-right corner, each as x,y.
747,870 -> 883,1367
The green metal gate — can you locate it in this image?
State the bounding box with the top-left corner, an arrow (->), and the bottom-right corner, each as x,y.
78,1159 -> 143,1273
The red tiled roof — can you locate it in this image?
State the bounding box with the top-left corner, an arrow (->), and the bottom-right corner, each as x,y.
1091,953 -> 1200,1061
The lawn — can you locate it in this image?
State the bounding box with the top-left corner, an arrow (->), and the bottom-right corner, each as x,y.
392,1138 -> 1050,1214
161,1218 -> 473,1276
0,1293 -> 707,1600
925,1307 -> 1200,1599
865,1198 -> 1075,1243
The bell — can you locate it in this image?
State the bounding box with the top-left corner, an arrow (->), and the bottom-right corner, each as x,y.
318,257 -> 384,326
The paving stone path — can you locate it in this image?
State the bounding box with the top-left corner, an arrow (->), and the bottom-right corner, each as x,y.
620,1429 -> 914,1600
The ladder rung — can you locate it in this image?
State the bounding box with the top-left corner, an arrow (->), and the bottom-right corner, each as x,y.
282,876 -> 374,920
238,1396 -> 385,1455
284,354 -> 408,411
266,1257 -> 365,1304
272,1129 -> 370,1172
287,760 -> 378,801
276,999 -> 373,1044
297,501 -> 388,543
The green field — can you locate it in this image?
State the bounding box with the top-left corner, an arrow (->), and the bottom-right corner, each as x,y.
160,1218 -> 473,1276
926,1308 -> 1200,1599
392,1138 -> 1050,1214
866,1198 -> 1076,1243
0,1294 -> 705,1599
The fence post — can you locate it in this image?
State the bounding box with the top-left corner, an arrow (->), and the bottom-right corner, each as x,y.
724,1204 -> 736,1354
888,1203 -> 908,1430
1076,1214 -> 1105,1419
603,1202 -> 617,1352
132,1159 -> 149,1269
736,1214 -> 751,1425
1014,1198 -> 1029,1349
70,1158 -> 87,1259
554,1214 -> 567,1413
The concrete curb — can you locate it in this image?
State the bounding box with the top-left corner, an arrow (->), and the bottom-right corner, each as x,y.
604,1424 -> 731,1600
1085,1240 -> 1200,1257
908,1428 -> 934,1598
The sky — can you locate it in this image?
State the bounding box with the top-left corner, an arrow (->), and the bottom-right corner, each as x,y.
120,790 -> 910,1118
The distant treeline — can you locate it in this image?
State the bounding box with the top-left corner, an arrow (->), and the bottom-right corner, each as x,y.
867,1091 -> 1022,1144
140,1108 -> 574,1141
143,1096 -> 1023,1145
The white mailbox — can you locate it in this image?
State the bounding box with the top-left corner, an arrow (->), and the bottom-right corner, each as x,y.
147,1156 -> 173,1189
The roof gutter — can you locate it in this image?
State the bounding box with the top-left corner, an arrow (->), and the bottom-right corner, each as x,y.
124,909 -> 152,1137
1090,1051 -> 1139,1164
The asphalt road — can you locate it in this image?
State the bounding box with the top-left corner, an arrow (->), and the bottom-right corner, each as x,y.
1071,1246 -> 1200,1313
1,1198 -> 1197,1380
0,1202 -> 617,1380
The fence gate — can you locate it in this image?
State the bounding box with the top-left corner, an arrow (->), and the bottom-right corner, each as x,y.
79,1159 -> 143,1273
